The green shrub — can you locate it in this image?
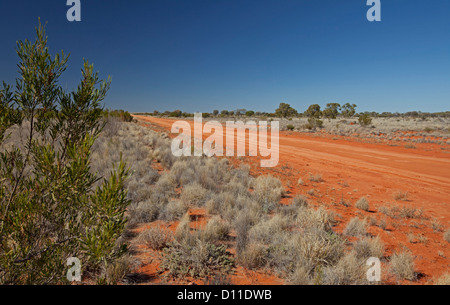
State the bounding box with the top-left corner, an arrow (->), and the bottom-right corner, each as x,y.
0,21 -> 129,284
307,118 -> 324,129
103,109 -> 133,122
358,113 -> 372,126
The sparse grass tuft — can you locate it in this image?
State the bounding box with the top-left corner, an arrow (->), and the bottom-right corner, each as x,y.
180,183 -> 208,206
393,191 -> 409,201
379,204 -> 423,219
355,197 -> 370,211
431,218 -> 443,232
288,264 -> 312,285
353,236 -> 384,259
292,195 -> 308,208
238,243 -> 268,270
127,200 -> 160,226
138,226 -> 173,250
389,251 -> 415,281
296,207 -> 334,232
433,273 -> 450,285
161,200 -> 188,221
252,175 -> 285,211
202,216 -> 230,242
309,173 -> 323,183
344,217 -> 367,237
322,251 -> 368,285
404,143 -> 417,149
161,238 -> 234,278
444,229 -> 450,243
102,255 -> 135,284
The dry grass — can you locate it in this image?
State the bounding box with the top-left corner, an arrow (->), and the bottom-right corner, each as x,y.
309,173 -> 323,183
160,200 -> 188,221
180,182 -> 208,206
378,217 -> 388,230
138,226 -> 173,250
127,200 -> 160,226
161,237 -> 234,278
393,191 -> 409,201
353,236 -> 384,259
322,251 -> 368,285
389,251 -> 416,281
249,215 -> 290,245
379,204 -> 423,219
444,229 -> 450,243
355,197 -> 370,211
95,118 -> 440,285
344,217 -> 367,237
252,175 -> 285,210
102,255 -> 136,284
238,243 -> 268,270
431,218 -> 443,232
292,195 -> 309,208
433,273 -> 450,285
296,207 -> 334,232
288,264 -> 312,285
202,216 -> 231,242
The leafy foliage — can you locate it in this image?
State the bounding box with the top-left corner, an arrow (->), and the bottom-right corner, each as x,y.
305,104 -> 322,119
322,103 -> 341,119
0,21 -> 129,284
275,103 -> 298,118
341,103 -> 357,118
358,113 -> 372,126
103,109 -> 133,122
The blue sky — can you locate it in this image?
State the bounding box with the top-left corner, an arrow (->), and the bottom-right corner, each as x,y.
0,0 -> 449,113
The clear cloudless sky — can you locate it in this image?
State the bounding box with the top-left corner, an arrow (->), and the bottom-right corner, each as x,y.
0,0 -> 449,113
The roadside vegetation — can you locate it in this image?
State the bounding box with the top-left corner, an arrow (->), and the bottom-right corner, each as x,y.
0,22 -> 129,284
136,103 -> 450,146
1,22 -> 446,286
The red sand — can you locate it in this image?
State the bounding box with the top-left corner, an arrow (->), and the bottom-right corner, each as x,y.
132,115 -> 450,285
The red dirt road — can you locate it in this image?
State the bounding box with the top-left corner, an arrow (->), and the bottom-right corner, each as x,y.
134,115 -> 450,283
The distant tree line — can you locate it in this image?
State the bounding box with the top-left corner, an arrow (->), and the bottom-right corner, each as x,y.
137,103 -> 449,121
103,109 -> 133,122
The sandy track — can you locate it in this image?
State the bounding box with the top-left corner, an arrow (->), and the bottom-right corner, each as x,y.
135,115 -> 449,218
134,115 -> 450,283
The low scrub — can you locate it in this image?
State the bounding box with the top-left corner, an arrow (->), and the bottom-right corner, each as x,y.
138,226 -> 173,250
180,182 -> 208,206
161,238 -> 234,278
344,217 -> 367,237
160,200 -> 188,221
202,216 -> 231,242
353,236 -> 384,259
321,251 -> 368,285
355,197 -> 370,211
389,251 -> 416,281
252,175 -> 285,211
